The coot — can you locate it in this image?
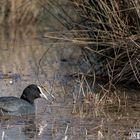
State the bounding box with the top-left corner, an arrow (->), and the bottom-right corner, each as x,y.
0,84 -> 48,116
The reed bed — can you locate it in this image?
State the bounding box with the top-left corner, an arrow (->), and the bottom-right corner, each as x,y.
71,0 -> 140,88
67,0 -> 140,116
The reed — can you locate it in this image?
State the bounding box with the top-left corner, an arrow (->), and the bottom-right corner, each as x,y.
72,0 -> 140,88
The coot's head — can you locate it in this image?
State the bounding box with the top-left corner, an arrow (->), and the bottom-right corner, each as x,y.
20,84 -> 48,104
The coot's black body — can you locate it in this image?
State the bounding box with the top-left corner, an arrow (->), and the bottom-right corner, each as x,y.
0,84 -> 48,116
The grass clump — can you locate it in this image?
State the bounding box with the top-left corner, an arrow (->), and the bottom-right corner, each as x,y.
72,0 -> 140,89
65,0 -> 140,116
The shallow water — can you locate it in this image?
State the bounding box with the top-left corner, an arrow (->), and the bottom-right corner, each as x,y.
0,38 -> 140,140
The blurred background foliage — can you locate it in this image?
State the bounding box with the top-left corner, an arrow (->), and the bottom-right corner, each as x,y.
0,0 -> 140,89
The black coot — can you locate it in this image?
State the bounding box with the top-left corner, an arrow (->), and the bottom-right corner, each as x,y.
0,84 -> 48,116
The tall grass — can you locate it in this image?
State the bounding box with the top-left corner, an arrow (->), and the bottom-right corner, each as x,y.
72,0 -> 140,89
64,0 -> 140,115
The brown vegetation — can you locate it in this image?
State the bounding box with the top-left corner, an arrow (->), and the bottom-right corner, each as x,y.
72,0 -> 140,89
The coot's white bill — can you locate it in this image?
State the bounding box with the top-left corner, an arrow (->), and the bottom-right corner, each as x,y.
37,86 -> 48,100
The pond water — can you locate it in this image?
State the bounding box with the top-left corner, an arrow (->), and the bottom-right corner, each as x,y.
0,36 -> 140,140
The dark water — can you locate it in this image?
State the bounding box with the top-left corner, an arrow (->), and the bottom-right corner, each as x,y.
0,38 -> 140,140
